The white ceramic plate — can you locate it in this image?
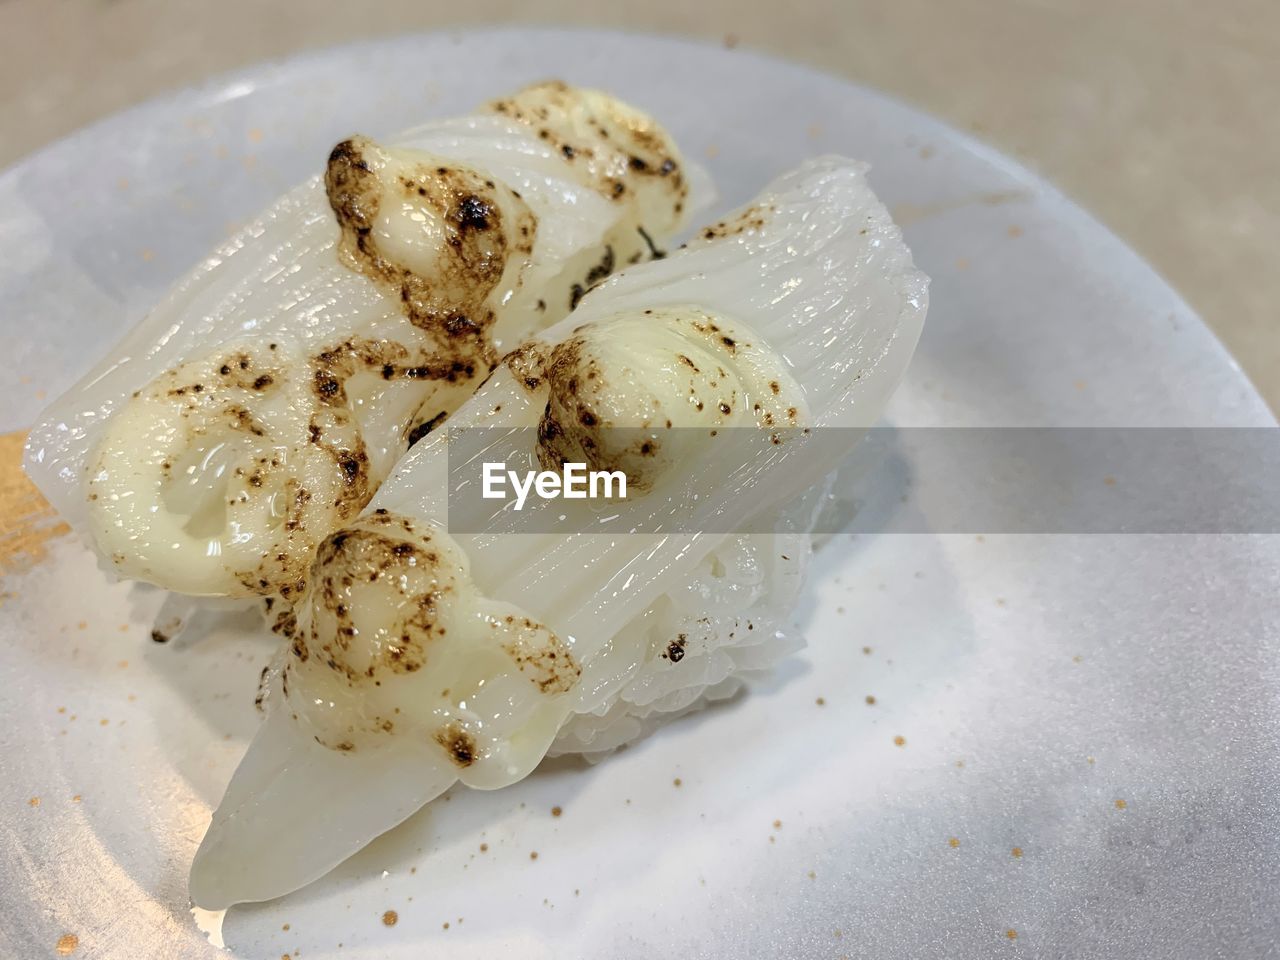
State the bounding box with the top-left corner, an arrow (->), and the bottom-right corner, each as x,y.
2,28 -> 1277,960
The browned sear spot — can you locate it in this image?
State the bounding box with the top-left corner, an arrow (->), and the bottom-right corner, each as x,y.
699,204 -> 773,241
324,135 -> 535,369
435,722 -> 477,767
664,635 -> 687,662
501,620 -> 581,695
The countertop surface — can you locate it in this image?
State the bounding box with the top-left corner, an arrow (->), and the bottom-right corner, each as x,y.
1,0 -> 1274,412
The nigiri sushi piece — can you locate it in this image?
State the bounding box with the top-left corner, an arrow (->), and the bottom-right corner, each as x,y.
189,156 -> 927,908
24,82 -> 709,600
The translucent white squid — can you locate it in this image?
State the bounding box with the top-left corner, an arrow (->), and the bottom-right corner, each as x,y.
190,155 -> 928,908
25,82 -> 710,600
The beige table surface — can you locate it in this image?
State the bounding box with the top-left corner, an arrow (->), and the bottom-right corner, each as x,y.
1,0 -> 1275,412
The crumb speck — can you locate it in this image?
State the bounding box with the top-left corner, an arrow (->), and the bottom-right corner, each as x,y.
551,806 -> 562,817
773,819 -> 782,829
865,695 -> 876,705
529,851 -> 539,860
1115,799 -> 1127,810
948,836 -> 960,848
1011,847 -> 1023,858
282,923 -> 290,931
815,697 -> 825,706
862,646 -> 872,655
893,736 -> 906,747
381,910 -> 398,927
673,778 -> 682,787
56,934 -> 79,956
479,843 -> 488,852
28,797 -> 39,807
1006,929 -> 1018,940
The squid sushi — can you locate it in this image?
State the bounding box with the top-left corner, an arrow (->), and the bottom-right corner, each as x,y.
24,82 -> 708,601
189,155 -> 928,908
